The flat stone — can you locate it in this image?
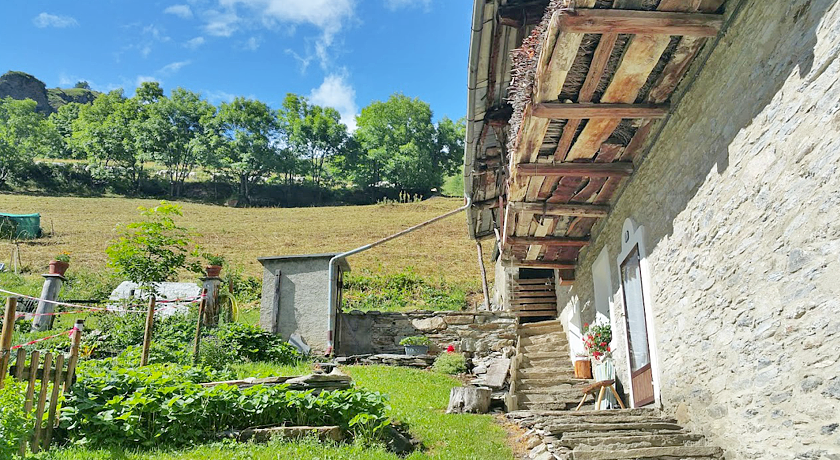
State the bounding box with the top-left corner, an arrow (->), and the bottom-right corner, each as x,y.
484,358 -> 511,389
411,316 -> 447,332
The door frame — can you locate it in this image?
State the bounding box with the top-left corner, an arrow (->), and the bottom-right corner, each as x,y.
615,218 -> 661,408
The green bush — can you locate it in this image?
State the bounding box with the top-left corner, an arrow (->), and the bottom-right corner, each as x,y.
59,362 -> 388,448
433,352 -> 467,375
0,377 -> 32,458
342,269 -> 467,312
399,336 -> 430,347
216,323 -> 302,364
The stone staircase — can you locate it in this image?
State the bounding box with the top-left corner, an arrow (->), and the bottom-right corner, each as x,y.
507,410 -> 724,460
508,319 -> 591,411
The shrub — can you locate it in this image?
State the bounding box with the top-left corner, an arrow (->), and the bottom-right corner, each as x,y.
59,362 -> 388,448
433,352 -> 467,375
0,377 -> 32,458
342,270 -> 467,312
217,323 -> 302,364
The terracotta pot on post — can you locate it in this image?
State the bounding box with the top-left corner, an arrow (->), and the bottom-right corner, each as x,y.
205,265 -> 222,278
48,260 -> 70,277
574,358 -> 593,379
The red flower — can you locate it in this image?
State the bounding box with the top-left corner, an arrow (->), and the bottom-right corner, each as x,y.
583,323 -> 589,328
446,345 -> 455,353
607,346 -> 611,352
600,342 -> 607,347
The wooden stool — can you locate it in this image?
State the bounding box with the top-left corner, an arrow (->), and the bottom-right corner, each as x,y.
575,379 -> 626,411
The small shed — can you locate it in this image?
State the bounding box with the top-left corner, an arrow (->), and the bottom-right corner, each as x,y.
258,253 -> 350,356
0,213 -> 41,239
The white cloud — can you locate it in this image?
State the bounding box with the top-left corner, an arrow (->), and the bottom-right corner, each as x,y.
309,73 -> 358,131
185,36 -> 205,49
164,4 -> 193,19
384,0 -> 431,11
136,75 -> 158,86
159,60 -> 191,75
205,90 -> 238,104
245,36 -> 261,51
33,13 -> 78,28
205,0 -> 355,66
285,49 -> 312,73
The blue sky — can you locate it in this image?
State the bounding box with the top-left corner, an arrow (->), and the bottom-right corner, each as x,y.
0,0 -> 473,129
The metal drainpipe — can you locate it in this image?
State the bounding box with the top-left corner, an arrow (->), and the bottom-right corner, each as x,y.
325,196 -> 474,355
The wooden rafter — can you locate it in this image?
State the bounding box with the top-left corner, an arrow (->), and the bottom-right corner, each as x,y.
532,103 -> 670,119
513,261 -> 577,269
509,202 -> 610,217
517,162 -> 634,177
560,9 -> 723,36
507,236 -> 590,247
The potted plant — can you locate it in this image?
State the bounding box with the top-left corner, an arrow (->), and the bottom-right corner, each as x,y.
583,322 -> 616,408
49,252 -> 71,276
399,336 -> 431,356
204,254 -> 225,278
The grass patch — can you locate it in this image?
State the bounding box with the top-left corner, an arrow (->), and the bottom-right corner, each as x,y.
343,270 -> 467,312
43,365 -> 513,460
230,361 -> 313,379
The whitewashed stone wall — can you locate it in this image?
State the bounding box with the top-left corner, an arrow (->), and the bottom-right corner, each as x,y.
560,0 -> 840,458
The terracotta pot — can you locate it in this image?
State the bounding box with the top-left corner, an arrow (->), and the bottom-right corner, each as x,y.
205,265 -> 222,278
574,358 -> 593,379
48,260 -> 69,276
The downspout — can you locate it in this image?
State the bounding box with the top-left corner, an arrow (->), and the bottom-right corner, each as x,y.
325,196 -> 473,355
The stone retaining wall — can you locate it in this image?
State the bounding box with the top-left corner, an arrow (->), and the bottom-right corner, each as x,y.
337,310 -> 517,357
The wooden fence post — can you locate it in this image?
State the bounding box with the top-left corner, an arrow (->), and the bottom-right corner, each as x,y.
140,296 -> 156,367
192,289 -> 208,364
64,319 -> 84,391
19,350 -> 39,456
31,352 -> 52,454
0,297 -> 17,387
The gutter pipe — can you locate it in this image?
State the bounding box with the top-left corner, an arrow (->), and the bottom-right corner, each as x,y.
325,196 -> 473,355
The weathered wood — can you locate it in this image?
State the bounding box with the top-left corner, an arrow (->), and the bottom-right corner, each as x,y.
0,297 -> 16,386
14,348 -> 25,379
511,304 -> 559,311
560,9 -> 722,36
509,236 -> 589,247
532,103 -> 670,119
140,296 -> 155,367
44,353 -> 65,449
517,163 -> 634,177
514,261 -> 578,270
64,320 -> 83,391
514,278 -> 555,285
476,241 -> 491,311
31,352 -> 52,453
447,386 -> 492,414
513,310 -> 558,317
19,350 -> 39,456
511,291 -> 558,298
510,202 -> 610,217
192,289 -> 209,364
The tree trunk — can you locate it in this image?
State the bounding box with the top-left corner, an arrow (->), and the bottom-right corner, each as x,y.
446,386 -> 491,414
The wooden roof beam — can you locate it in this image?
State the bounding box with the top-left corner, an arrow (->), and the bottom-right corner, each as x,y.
561,9 -> 723,37
507,236 -> 590,247
509,201 -> 610,218
532,103 -> 670,119
517,162 -> 634,177
513,260 -> 577,270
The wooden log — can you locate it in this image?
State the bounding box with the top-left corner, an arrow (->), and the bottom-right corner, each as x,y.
532,103 -> 670,119
140,296 -> 155,367
517,163 -> 634,177
508,236 -> 590,247
509,202 -> 609,218
560,9 -> 723,36
446,386 -> 492,414
31,352 -> 52,453
0,297 -> 16,386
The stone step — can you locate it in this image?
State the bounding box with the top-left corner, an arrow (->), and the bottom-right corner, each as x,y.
518,367 -> 577,379
547,421 -> 686,434
507,409 -> 660,419
517,320 -> 564,336
520,334 -> 570,347
558,432 -> 704,449
519,400 -> 579,411
538,415 -> 679,426
521,343 -> 570,354
570,445 -> 724,460
517,377 -> 590,389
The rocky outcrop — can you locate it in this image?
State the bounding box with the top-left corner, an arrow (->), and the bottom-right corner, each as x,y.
47,87 -> 98,110
0,71 -> 51,113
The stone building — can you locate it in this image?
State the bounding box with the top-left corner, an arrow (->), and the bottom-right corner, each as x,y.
465,0 -> 839,458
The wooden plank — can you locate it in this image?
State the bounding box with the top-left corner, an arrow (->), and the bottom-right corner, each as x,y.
512,305 -> 559,312
64,320 -> 83,391
560,9 -> 722,36
31,352 -> 52,454
508,236 -> 590,247
14,348 -> 25,379
44,353 -> 65,449
513,284 -> 558,291
513,261 -> 577,270
513,310 -> 558,317
559,279 -> 576,286
0,297 -> 16,385
20,350 -> 39,456
532,102 -> 670,119
510,202 -> 609,218
518,162 -> 634,177
514,278 -> 554,285
512,289 -> 558,296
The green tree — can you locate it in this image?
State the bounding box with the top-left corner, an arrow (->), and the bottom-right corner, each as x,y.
74,81 -> 91,90
354,93 -> 464,191
216,97 -> 278,204
0,97 -> 60,183
48,101 -> 83,159
106,201 -> 198,293
72,90 -> 145,192
277,93 -> 350,189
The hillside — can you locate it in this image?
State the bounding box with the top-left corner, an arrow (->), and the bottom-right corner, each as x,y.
0,194 -> 491,290
0,70 -> 99,113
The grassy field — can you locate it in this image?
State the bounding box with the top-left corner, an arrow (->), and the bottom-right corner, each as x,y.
44,365 -> 513,460
0,194 -> 493,291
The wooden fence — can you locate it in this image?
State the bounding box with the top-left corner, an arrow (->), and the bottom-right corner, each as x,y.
0,298 -> 84,455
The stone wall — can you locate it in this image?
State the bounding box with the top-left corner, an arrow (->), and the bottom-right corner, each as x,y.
337,310 -> 516,357
556,0 -> 840,457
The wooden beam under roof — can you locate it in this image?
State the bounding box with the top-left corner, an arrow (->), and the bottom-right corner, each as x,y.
513,260 -> 577,270
507,236 -> 590,247
561,9 -> 723,36
509,201 -> 610,218
517,162 -> 634,177
532,103 -> 670,119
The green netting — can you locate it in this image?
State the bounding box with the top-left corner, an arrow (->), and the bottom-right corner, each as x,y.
0,213 -> 41,239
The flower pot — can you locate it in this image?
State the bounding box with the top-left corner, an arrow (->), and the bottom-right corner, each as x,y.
404,345 -> 429,356
48,260 -> 69,276
574,358 -> 592,379
205,265 -> 222,278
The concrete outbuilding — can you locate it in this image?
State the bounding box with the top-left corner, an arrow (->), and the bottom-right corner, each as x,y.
258,254 -> 350,356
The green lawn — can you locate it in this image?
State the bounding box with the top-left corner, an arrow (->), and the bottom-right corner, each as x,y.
42,365 -> 513,460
